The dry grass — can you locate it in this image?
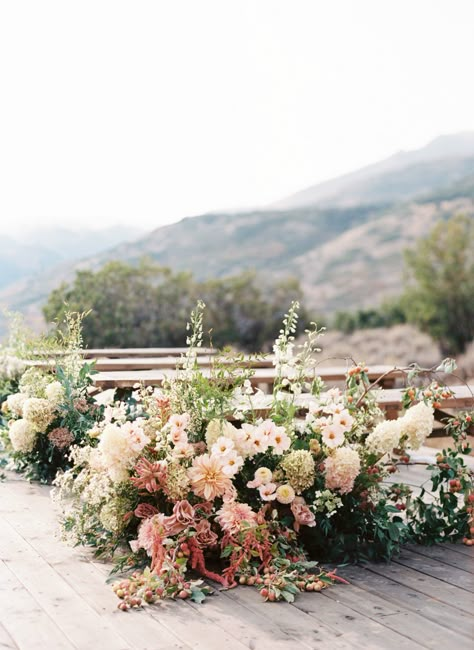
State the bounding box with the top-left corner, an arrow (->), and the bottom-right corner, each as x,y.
312,324 -> 441,368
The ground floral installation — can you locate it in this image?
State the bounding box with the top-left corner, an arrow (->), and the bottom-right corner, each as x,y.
46,302 -> 473,611
1,305 -> 473,610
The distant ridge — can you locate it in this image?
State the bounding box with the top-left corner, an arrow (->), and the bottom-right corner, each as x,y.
271,132 -> 474,209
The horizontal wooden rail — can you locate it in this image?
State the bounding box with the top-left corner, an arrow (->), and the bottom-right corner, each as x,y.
29,347 -> 216,359
90,365 -> 403,389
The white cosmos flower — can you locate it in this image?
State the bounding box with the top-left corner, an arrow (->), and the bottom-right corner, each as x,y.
269,426 -> 291,454
332,410 -> 354,432
321,422 -> 345,448
211,436 -> 235,457
222,450 -> 244,477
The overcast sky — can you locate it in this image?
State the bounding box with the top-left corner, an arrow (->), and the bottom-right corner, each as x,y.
1,0 -> 474,234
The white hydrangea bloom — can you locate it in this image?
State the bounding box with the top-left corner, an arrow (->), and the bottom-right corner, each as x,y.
45,381 -> 65,406
98,421 -> 150,483
23,397 -> 55,432
366,420 -> 402,455
9,418 -> 37,452
400,402 -> 434,450
6,392 -> 28,417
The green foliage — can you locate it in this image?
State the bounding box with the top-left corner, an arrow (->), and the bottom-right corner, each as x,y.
407,413 -> 472,544
333,299 -> 406,334
401,214 -> 474,354
43,260 -> 309,352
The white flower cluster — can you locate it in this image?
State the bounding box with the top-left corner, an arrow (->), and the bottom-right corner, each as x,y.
5,392 -> 28,417
365,402 -> 434,455
400,402 -> 435,450
44,381 -> 65,406
0,351 -> 25,381
8,419 -> 37,452
365,420 -> 402,455
98,420 -> 150,482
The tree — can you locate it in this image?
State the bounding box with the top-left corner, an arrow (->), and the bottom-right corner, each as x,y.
401,214 -> 474,354
43,260 -> 309,351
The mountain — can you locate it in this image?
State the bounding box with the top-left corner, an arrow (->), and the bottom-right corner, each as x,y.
1,132 -> 474,337
272,132 -> 474,209
0,226 -> 144,290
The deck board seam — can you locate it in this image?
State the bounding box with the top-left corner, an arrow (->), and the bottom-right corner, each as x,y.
0,558 -> 78,650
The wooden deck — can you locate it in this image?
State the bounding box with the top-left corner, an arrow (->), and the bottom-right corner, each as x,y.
0,470 -> 473,650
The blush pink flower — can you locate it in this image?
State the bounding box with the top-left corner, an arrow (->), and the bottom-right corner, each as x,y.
291,497 -> 316,532
247,466 -> 273,488
136,514 -> 167,554
258,482 -> 277,501
134,503 -> 159,519
172,500 -> 196,526
194,519 -> 218,547
324,447 -> 361,494
249,428 -> 270,454
221,450 -> 244,477
211,436 -> 235,457
216,501 -> 258,534
169,413 -> 191,430
169,428 -> 188,445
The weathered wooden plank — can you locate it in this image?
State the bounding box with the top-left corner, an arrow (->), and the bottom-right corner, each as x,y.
340,564 -> 473,632
394,548 -> 474,592
405,543 -> 474,574
147,600 -> 250,650
0,561 -> 74,650
319,570 -> 472,649
222,582 -> 364,649
292,589 -> 424,650
0,481 -> 190,650
442,541 -> 474,557
337,564 -> 474,639
0,621 -> 18,650
0,516 -> 131,650
187,589 -> 312,650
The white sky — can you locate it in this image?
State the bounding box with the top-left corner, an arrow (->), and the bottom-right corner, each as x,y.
1,0 -> 474,234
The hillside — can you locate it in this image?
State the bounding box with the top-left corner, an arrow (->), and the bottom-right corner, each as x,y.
1,132 -> 474,336
272,132 -> 474,209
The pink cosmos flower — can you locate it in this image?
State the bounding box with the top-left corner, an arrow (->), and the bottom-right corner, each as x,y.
211,436 -> 235,457
258,482 -> 277,501
169,413 -> 191,430
172,441 -> 194,458
249,428 -> 270,454
169,428 -> 188,445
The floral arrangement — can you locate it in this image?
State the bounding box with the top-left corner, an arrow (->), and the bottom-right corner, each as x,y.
0,313 -> 100,482
50,302 -> 473,610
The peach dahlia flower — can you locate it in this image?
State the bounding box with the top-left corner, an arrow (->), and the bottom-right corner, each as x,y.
187,453 -> 233,501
